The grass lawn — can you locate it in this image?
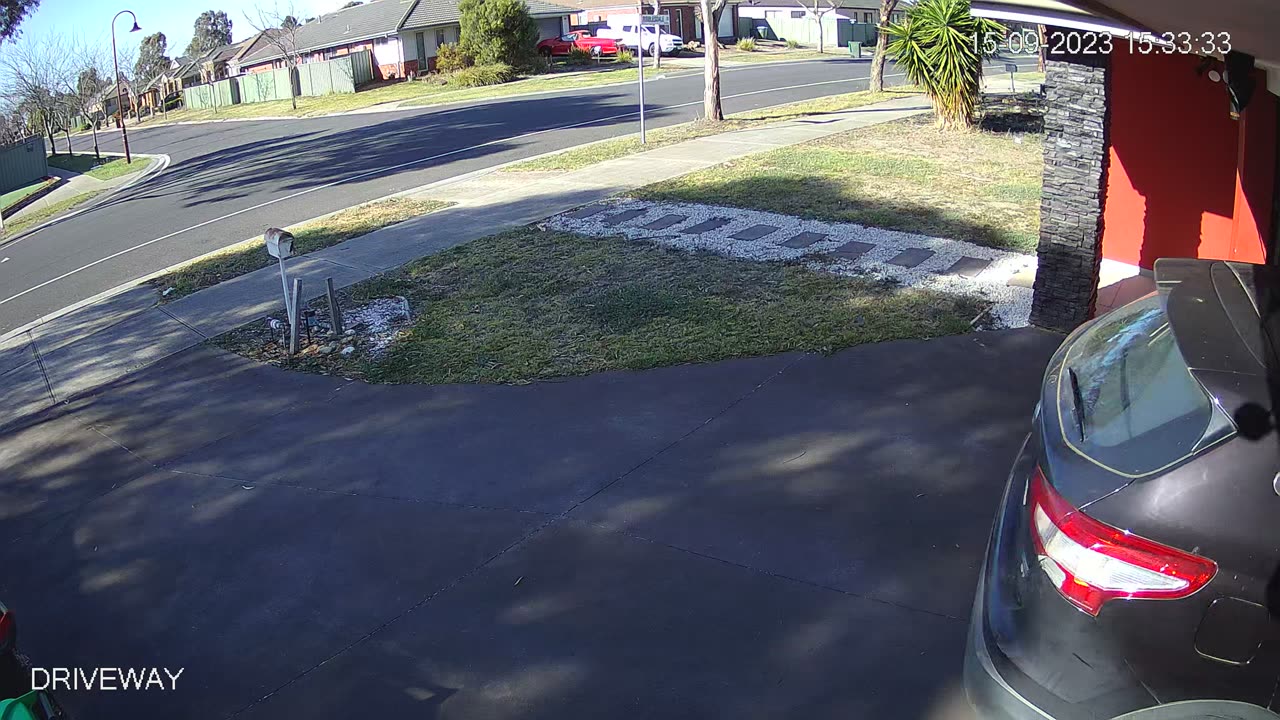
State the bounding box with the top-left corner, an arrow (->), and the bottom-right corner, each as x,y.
507,89 -> 916,173
214,227 -> 983,384
631,95 -> 1045,252
5,191 -> 104,235
47,154 -> 153,181
152,198 -> 452,300
0,177 -> 57,212
145,64 -> 641,123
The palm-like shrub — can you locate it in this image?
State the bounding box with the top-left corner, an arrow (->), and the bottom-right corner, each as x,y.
886,0 -> 1002,129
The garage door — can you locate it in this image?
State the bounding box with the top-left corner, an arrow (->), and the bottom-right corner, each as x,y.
537,16 -> 565,40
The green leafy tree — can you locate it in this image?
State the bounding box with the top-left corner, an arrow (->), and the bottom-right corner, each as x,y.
186,9 -> 232,56
134,32 -> 171,87
0,0 -> 41,42
458,0 -> 538,68
885,0 -> 1001,129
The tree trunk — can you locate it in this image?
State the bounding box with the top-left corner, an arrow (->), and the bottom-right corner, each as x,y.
45,120 -> 56,156
700,0 -> 723,121
64,128 -> 72,155
91,125 -> 100,161
869,0 -> 897,92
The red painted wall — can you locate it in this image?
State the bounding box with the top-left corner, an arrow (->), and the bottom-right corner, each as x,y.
1101,48 -> 1275,267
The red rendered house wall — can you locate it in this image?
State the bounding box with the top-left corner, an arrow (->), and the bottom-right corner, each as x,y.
1101,48 -> 1275,267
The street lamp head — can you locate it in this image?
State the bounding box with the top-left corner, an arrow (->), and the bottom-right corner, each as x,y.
130,21 -> 141,32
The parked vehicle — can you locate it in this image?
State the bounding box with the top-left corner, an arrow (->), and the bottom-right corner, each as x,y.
537,31 -> 619,58
0,602 -> 58,719
596,17 -> 683,56
966,258 -> 1280,719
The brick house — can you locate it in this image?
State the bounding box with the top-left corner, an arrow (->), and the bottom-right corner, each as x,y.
970,1 -> 1280,332
236,0 -> 576,81
563,0 -> 742,44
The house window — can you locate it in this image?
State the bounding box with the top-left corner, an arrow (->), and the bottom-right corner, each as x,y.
863,11 -> 872,23
436,28 -> 446,47
790,10 -> 804,18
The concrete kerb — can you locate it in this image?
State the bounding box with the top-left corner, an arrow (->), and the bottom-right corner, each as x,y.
0,90 -> 937,350
0,152 -> 171,246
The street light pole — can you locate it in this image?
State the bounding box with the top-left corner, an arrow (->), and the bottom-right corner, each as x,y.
110,9 -> 141,164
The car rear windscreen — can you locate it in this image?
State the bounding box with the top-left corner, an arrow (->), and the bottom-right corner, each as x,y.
1055,294 -> 1233,477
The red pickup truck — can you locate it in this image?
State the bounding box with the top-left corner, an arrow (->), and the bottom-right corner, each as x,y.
537,31 -> 620,57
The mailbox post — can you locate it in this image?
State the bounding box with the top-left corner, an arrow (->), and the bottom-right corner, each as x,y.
265,228 -> 296,323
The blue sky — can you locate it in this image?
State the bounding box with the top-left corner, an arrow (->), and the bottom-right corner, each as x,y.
17,0 -> 348,57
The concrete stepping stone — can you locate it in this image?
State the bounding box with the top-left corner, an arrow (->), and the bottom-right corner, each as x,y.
567,205 -> 609,219
643,214 -> 688,230
886,248 -> 935,268
681,218 -> 731,234
832,241 -> 875,260
602,209 -> 647,226
731,224 -> 780,241
947,256 -> 992,277
782,231 -> 827,248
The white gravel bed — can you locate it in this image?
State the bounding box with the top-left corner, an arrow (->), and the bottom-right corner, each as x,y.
545,199 -> 1037,328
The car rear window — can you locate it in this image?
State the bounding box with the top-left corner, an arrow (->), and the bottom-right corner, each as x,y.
1055,294 -> 1233,477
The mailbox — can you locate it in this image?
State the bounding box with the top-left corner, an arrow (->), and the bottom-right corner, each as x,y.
265,228 -> 295,259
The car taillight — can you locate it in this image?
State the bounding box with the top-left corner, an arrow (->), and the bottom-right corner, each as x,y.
0,610 -> 12,649
1029,467 -> 1217,616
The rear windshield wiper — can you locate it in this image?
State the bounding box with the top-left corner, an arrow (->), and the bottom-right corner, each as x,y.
1068,366 -> 1088,441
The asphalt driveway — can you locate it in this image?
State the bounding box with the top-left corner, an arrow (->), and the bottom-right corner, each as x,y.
0,328 -> 1060,719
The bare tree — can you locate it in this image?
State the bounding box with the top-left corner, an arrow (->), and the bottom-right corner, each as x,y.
868,0 -> 899,92
696,0 -> 727,121
0,34 -> 75,154
244,3 -> 304,110
795,0 -> 838,53
62,38 -> 112,159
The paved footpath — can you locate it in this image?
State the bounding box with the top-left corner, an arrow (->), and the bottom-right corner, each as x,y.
0,94 -> 933,421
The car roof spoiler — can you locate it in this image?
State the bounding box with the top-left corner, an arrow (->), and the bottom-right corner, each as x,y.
1155,257 -> 1276,420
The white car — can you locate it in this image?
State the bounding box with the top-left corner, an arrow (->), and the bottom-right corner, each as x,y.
597,20 -> 684,56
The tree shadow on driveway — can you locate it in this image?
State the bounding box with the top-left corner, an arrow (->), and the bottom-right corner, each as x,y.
0,327 -> 1061,719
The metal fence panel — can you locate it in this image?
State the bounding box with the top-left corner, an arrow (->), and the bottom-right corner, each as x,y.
239,68 -> 295,104
297,54 -> 362,97
0,136 -> 49,194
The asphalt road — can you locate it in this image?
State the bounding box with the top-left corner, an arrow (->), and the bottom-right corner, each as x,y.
0,57 -> 1032,336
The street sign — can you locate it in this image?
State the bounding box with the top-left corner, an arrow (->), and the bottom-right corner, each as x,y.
640,14 -> 670,26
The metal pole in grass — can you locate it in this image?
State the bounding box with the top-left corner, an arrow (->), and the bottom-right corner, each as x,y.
289,278 -> 303,356
110,10 -> 142,164
636,0 -> 646,144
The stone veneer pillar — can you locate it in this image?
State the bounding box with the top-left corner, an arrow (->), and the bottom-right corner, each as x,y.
1030,49 -> 1111,332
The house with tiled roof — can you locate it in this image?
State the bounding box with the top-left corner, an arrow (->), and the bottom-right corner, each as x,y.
236,0 -> 577,80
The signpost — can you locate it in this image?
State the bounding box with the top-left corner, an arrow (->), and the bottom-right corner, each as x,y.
634,11 -> 670,145
1005,62 -> 1018,93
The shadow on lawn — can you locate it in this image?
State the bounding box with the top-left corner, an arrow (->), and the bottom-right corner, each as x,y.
0,324 -> 1060,719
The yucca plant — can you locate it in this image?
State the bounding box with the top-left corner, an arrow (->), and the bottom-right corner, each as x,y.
886,0 -> 1002,129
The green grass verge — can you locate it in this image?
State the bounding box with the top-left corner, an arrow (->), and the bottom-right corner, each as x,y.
47,154 -> 153,181
5,190 -> 105,235
506,89 -> 916,173
145,65 -> 640,123
630,107 -> 1044,253
214,227 -> 984,384
152,197 -> 452,300
0,177 -> 57,211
